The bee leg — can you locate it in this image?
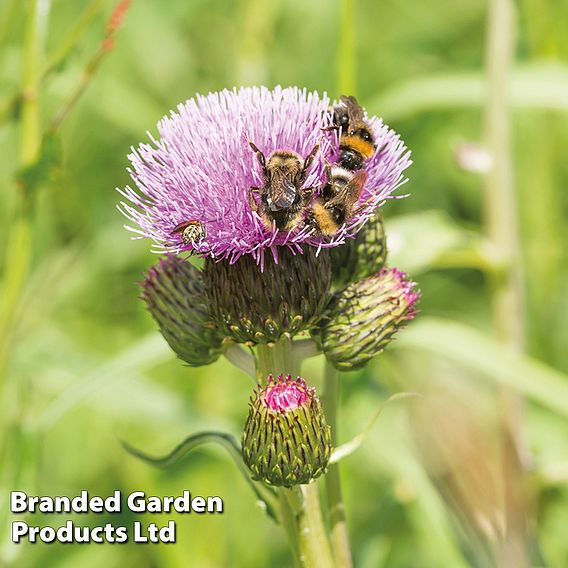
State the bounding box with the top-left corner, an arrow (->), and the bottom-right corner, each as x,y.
248,187 -> 261,212
315,161 -> 334,200
353,196 -> 375,216
324,159 -> 333,181
248,140 -> 268,177
298,143 -> 320,184
303,205 -> 319,234
300,186 -> 316,204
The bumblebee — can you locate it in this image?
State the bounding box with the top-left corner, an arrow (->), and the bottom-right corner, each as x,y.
248,140 -> 319,231
306,167 -> 367,236
171,220 -> 205,246
332,95 -> 376,171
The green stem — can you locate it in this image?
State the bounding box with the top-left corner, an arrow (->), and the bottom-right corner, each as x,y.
223,344 -> 256,381
20,0 -> 42,166
256,337 -> 298,380
484,1 -> 524,350
41,0 -> 108,77
278,489 -> 302,568
0,0 -> 108,129
256,339 -> 335,568
49,48 -> 106,132
0,216 -> 32,374
0,0 -> 19,46
234,0 -> 275,85
483,0 -> 529,566
292,338 -> 321,360
0,9 -> 45,557
282,486 -> 335,568
0,0 -> 43,374
323,361 -> 352,567
336,0 -> 356,95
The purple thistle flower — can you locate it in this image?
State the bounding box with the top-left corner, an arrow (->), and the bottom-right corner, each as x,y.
118,86 -> 411,265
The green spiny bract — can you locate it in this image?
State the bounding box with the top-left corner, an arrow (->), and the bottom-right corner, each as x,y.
204,247 -> 331,345
141,254 -> 224,366
313,267 -> 419,371
242,375 -> 331,487
331,211 -> 387,288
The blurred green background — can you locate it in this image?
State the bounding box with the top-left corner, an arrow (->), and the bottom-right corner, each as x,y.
1,0 -> 568,566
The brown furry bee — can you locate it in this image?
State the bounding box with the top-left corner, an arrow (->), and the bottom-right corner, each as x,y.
248,140 -> 320,231
171,220 -> 205,246
306,166 -> 368,236
332,95 -> 376,171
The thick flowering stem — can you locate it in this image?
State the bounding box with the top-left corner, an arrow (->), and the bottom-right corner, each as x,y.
323,361 -> 352,568
255,340 -> 335,568
283,485 -> 336,568
277,490 -> 302,568
256,339 -> 298,382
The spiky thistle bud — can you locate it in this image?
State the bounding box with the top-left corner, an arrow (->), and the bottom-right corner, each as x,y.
314,267 -> 419,371
204,247 -> 331,345
242,375 -> 331,487
141,254 -> 224,366
331,211 -> 388,287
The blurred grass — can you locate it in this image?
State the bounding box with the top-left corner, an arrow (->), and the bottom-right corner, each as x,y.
1,0 -> 568,566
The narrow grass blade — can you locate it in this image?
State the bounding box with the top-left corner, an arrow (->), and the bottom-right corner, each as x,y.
330,392 -> 419,464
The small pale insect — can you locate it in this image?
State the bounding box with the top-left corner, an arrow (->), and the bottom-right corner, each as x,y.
171,220 -> 205,246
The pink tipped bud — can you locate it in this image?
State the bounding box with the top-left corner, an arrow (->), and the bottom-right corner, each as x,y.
242,375 -> 331,487
261,375 -> 309,412
314,266 -> 420,371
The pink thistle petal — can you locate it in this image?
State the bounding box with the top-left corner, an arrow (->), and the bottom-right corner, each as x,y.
260,375 -> 312,412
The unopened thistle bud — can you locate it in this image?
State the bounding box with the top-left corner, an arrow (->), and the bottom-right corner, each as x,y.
242,375 -> 331,487
204,247 -> 331,345
141,254 -> 223,366
331,212 -> 387,287
315,267 -> 419,371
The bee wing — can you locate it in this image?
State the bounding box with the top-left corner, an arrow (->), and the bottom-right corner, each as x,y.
171,221 -> 190,234
268,177 -> 297,211
331,170 -> 367,208
340,95 -> 366,128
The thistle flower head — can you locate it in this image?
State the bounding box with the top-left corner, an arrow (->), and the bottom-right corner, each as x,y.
315,266 -> 420,371
140,254 -> 224,366
242,375 -> 331,487
119,86 -> 411,265
204,246 -> 331,344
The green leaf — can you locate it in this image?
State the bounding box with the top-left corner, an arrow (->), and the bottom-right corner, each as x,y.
122,431 -> 280,522
394,317 -> 568,418
386,210 -> 488,274
370,62 -> 568,120
38,334 -> 173,429
330,392 -> 419,464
